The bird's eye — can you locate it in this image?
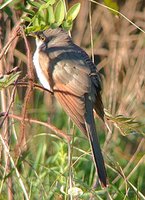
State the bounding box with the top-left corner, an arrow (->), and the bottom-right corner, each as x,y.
39,35 -> 45,41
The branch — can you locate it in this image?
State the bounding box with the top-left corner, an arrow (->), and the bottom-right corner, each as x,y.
17,27 -> 34,153
8,114 -> 71,142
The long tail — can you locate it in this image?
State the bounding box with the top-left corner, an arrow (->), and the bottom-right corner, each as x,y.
84,94 -> 107,187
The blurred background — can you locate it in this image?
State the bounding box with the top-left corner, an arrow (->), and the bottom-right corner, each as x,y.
0,0 -> 145,199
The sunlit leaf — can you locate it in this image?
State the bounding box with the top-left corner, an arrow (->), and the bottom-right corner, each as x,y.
26,26 -> 39,33
22,8 -> 35,16
25,26 -> 35,34
62,20 -> 72,30
0,71 -> 21,90
38,10 -> 46,24
39,16 -> 46,26
27,0 -> 41,8
33,17 -> 39,27
50,22 -> 59,29
66,3 -> 80,21
22,16 -> 32,22
39,0 -> 55,10
22,1 -> 81,34
55,0 -> 65,23
104,0 -> 119,15
45,0 -> 56,6
104,109 -> 145,136
47,5 -> 55,24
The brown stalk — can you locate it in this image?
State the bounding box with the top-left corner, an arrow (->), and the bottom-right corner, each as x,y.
17,81 -> 53,94
8,114 -> 71,142
0,22 -> 21,60
16,27 -> 34,155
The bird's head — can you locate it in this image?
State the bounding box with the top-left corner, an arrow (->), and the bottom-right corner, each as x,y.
32,28 -> 71,49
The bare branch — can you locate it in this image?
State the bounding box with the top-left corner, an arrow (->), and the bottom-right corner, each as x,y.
8,114 -> 71,142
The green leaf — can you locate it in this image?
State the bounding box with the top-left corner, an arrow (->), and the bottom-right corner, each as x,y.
25,26 -> 35,34
39,0 -> 56,10
62,20 -> 73,31
66,3 -> 80,21
38,10 -> 46,23
47,5 -> 55,24
38,14 -> 46,26
50,22 -> 60,29
104,0 -> 119,15
3,6 -> 13,17
22,8 -> 35,16
104,109 -> 145,136
54,0 -> 65,23
23,0 -> 79,34
26,24 -> 49,34
26,26 -> 38,33
27,0 -> 41,8
22,16 -> 32,22
33,17 -> 39,27
44,0 -> 56,6
0,71 -> 20,90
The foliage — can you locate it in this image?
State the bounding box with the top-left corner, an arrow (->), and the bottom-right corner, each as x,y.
21,0 -> 81,34
105,109 -> 145,136
0,71 -> 20,90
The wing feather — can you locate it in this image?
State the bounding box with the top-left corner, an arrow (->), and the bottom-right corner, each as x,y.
53,61 -> 90,96
54,87 -> 86,134
53,59 -> 90,134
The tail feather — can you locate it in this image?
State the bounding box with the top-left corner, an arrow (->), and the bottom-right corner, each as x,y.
84,94 -> 107,187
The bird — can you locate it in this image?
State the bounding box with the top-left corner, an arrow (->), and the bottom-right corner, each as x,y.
32,27 -> 107,187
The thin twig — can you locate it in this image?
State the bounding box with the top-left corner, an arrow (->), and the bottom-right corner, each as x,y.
8,114 -> 71,142
17,82 -> 53,94
17,27 -> 34,153
0,82 -> 17,128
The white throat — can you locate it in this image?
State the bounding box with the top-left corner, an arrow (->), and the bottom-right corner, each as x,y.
33,39 -> 52,91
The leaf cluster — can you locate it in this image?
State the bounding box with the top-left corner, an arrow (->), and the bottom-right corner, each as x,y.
105,109 -> 145,136
22,0 -> 80,34
0,71 -> 20,91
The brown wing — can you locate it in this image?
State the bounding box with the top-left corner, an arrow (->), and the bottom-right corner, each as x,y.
52,60 -> 91,135
74,46 -> 104,121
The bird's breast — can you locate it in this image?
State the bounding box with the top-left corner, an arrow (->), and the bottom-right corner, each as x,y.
33,47 -> 52,91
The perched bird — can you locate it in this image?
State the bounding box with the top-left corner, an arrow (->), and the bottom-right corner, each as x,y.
33,28 -> 107,187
